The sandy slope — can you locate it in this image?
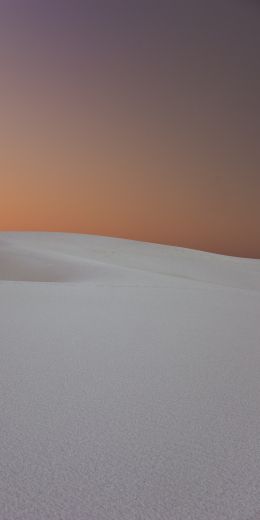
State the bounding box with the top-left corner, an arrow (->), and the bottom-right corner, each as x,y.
0,232 -> 260,520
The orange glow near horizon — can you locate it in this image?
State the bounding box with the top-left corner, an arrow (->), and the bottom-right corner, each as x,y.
0,1 -> 259,258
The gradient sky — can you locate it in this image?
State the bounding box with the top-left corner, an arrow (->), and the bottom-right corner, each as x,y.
0,0 -> 259,257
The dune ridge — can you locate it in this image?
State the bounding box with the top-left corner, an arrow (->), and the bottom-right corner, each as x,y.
1,232 -> 259,290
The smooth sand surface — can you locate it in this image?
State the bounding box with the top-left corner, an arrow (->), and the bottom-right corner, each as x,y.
1,232 -> 260,519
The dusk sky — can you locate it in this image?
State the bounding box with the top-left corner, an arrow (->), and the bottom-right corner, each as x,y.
0,0 -> 259,258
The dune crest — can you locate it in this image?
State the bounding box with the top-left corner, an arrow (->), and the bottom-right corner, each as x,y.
1,232 -> 259,290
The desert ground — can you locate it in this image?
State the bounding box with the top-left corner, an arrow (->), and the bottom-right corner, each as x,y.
0,232 -> 260,520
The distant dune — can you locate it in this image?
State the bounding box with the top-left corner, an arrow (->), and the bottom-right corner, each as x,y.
1,232 -> 260,519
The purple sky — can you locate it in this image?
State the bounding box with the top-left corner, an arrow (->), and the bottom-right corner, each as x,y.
0,0 -> 259,257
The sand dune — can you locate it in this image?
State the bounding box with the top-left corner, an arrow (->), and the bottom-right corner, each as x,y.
0,237 -> 123,283
0,232 -> 260,520
1,232 -> 260,289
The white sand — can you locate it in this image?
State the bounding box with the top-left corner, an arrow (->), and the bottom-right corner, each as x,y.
1,232 -> 260,520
